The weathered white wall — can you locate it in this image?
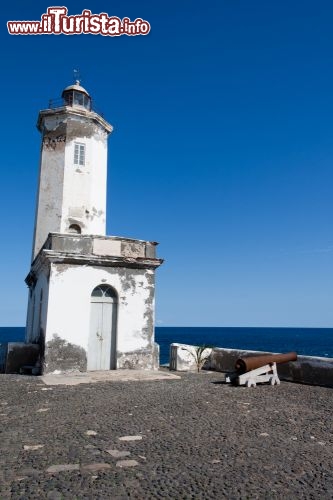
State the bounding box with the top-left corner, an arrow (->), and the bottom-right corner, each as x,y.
61,117 -> 108,236
26,271 -> 49,344
25,290 -> 35,343
33,111 -> 111,260
44,263 -> 156,371
32,116 -> 66,259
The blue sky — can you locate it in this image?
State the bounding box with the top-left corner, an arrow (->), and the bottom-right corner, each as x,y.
1,0 -> 333,327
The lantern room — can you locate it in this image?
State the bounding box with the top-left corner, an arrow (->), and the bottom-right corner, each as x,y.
61,81 -> 91,110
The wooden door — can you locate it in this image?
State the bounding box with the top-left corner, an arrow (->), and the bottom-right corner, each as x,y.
88,285 -> 117,370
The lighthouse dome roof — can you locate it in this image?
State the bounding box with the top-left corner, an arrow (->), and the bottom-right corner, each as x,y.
62,82 -> 90,97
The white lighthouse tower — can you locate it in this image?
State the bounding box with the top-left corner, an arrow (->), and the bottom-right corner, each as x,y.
32,82 -> 111,259
25,81 -> 163,374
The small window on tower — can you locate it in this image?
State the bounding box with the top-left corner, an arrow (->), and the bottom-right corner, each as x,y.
68,224 -> 81,234
74,143 -> 85,166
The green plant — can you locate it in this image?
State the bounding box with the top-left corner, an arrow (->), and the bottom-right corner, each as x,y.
182,344 -> 214,373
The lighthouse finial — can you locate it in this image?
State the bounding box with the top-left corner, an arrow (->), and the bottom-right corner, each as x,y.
73,68 -> 81,86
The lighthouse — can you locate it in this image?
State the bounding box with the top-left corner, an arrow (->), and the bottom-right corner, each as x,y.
25,81 -> 163,374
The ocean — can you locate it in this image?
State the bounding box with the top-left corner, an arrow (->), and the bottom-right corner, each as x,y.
1,326 -> 333,365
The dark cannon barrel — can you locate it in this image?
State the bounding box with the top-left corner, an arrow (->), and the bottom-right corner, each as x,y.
235,352 -> 298,374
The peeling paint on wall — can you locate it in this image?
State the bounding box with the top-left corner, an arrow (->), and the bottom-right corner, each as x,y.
44,334 -> 87,374
117,347 -> 159,370
33,110 -> 110,259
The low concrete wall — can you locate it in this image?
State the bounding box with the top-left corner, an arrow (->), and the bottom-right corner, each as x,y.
0,343 -> 8,373
169,343 -> 333,388
169,343 -> 212,372
5,343 -> 40,374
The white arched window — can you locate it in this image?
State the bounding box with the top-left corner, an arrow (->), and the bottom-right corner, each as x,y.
68,224 -> 81,234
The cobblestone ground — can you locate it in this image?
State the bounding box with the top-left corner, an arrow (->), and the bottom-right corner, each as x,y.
0,371 -> 333,499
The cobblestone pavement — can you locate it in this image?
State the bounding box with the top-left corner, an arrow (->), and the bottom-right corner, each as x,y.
0,371 -> 333,499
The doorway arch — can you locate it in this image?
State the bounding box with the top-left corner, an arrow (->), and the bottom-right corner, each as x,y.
88,284 -> 118,370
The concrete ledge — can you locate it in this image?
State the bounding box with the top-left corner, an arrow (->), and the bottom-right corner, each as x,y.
169,343 -> 212,372
169,343 -> 333,388
41,369 -> 181,386
43,233 -> 158,259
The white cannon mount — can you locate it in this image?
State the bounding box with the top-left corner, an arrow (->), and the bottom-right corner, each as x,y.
225,362 -> 280,388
